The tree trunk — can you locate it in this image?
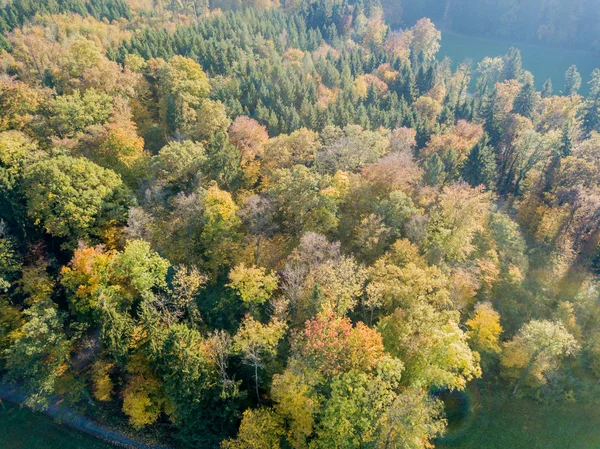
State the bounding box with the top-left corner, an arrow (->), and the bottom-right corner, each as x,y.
512,349 -> 543,395
254,362 -> 260,402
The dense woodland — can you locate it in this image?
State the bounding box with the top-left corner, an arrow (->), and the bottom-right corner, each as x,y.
1,0 -> 600,448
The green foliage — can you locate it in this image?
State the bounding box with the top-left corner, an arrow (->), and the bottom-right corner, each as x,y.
462,137 -> 497,190
4,303 -> 78,409
23,156 -> 131,247
2,2 -> 600,447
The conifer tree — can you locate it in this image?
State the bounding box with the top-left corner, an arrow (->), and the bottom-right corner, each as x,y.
463,137 -> 498,190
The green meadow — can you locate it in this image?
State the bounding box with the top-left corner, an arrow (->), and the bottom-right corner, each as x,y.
438,29 -> 600,94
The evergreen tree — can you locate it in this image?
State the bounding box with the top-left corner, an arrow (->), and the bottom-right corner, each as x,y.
512,81 -> 536,118
423,153 -> 444,186
541,78 -> 553,98
462,137 -> 497,190
502,47 -> 523,81
560,122 -> 574,157
582,69 -> 600,135
482,93 -> 503,146
564,65 -> 582,95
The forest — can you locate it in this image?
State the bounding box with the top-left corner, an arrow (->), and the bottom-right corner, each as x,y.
0,0 -> 599,448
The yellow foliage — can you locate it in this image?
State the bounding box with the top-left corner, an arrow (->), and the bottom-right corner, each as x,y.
122,354 -> 167,428
467,302 -> 503,354
91,359 -> 115,402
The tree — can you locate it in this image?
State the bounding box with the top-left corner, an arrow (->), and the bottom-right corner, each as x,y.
151,140 -> 206,191
410,18 -> 441,63
122,354 -> 168,428
61,244 -> 116,319
229,116 -> 269,162
110,239 -> 170,304
159,323 -> 238,446
45,89 -> 113,138
0,131 -> 47,228
376,387 -> 446,449
23,156 -> 131,248
512,80 -> 536,118
500,320 -> 578,394
502,47 -> 523,81
87,121 -> 149,186
541,78 -> 553,98
293,313 -> 385,378
222,408 -> 284,449
194,99 -> 231,141
4,304 -> 77,408
582,68 -> 600,135
312,369 -> 397,449
462,137 -> 497,190
233,314 -> 286,400
62,240 -> 169,320
228,263 -> 278,308
379,304 -> 481,390
0,221 -> 22,291
423,183 -> 491,264
158,56 -> 210,134
269,165 -> 339,236
200,183 -> 242,277
564,65 -> 582,96
466,302 -> 503,355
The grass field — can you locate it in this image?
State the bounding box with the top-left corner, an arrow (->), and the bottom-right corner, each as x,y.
2,387 -> 599,449
436,386 -> 600,449
0,402 -> 116,449
437,30 -> 600,94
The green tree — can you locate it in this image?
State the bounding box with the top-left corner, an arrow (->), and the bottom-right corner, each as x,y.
4,304 -> 78,408
500,320 -> 578,395
159,56 -> 210,134
23,156 -> 131,248
512,80 -> 536,118
233,314 -> 286,400
564,65 -> 582,96
541,78 -> 553,98
462,137 -> 497,190
502,47 -> 523,81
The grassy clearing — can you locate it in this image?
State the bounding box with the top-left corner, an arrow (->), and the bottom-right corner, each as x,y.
0,402 -> 116,449
436,386 -> 600,449
438,30 -> 600,94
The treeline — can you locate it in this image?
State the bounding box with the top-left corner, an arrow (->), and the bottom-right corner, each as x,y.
383,0 -> 600,51
0,0 -> 131,34
1,1 -> 600,449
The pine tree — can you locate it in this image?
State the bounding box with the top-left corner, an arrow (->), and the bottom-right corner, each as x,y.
582,69 -> 600,135
462,137 -> 497,190
541,78 -> 553,98
482,94 -> 502,146
560,122 -> 574,157
564,65 -> 582,96
423,153 -> 444,186
512,81 -> 536,118
502,47 -> 523,81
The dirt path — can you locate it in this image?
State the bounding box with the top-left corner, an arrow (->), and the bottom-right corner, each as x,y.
0,382 -> 172,449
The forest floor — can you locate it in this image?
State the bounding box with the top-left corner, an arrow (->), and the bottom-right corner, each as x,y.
0,382 -> 171,449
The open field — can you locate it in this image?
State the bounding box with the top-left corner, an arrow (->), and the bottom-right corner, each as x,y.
436,387 -> 600,449
438,30 -> 600,94
0,402 -> 116,449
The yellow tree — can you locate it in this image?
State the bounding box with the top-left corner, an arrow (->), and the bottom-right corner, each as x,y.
228,263 -> 278,308
467,302 -> 503,357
